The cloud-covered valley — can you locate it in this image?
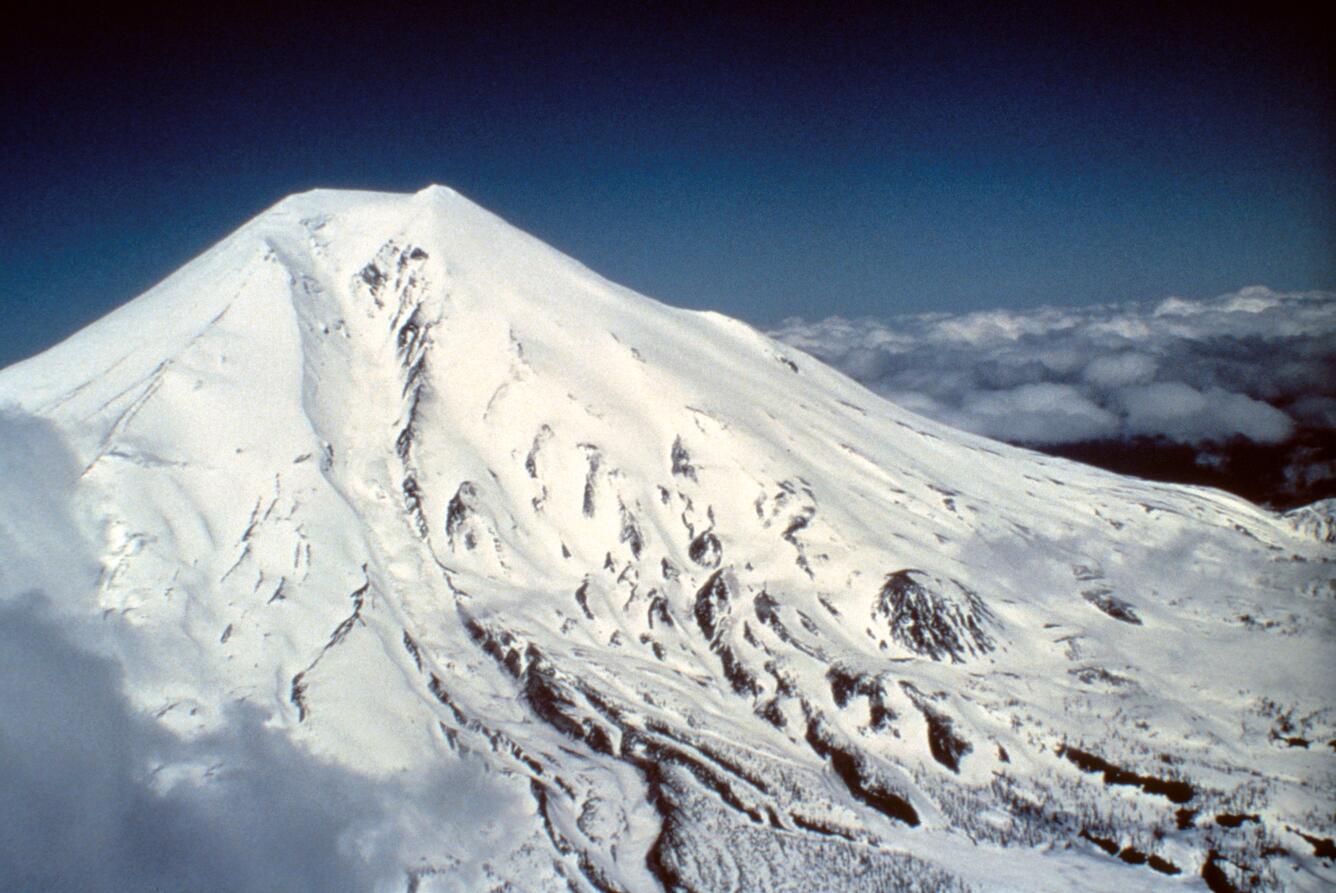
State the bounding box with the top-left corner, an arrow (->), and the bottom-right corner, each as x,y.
772,287 -> 1336,507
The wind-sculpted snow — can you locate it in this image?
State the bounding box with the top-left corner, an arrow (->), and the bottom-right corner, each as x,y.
1,186 -> 1333,891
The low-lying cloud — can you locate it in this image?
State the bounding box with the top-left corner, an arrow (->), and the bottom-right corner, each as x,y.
772,286 -> 1335,447
771,286 -> 1336,504
0,412 -> 524,893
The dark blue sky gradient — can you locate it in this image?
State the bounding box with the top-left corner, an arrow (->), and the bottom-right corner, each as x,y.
1,2 -> 1330,367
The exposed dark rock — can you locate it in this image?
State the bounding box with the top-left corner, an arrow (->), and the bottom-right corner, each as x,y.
1058,745 -> 1194,803
1147,854 -> 1181,875
582,452 -> 601,517
426,674 -> 469,725
521,650 -> 616,756
1068,665 -> 1134,687
1215,813 -> 1259,828
396,306 -> 423,359
753,591 -> 781,627
1081,831 -> 1182,876
922,706 -> 971,773
670,436 -> 697,481
446,482 -> 479,549
290,672 -> 308,722
623,731 -> 765,827
1296,830 -> 1336,859
327,580 -> 369,647
395,421 -> 414,462
358,262 -> 386,294
1201,850 -> 1249,893
759,698 -> 787,729
781,510 -> 815,577
524,425 -> 552,479
714,639 -> 762,697
782,512 -> 811,542
647,593 -> 673,628
1080,829 -> 1118,855
402,475 -> 428,537
1082,588 -> 1142,625
401,352 -> 427,399
901,684 -> 971,772
688,531 -> 722,568
874,570 -> 996,662
694,570 -> 731,640
790,813 -> 858,841
619,504 -> 645,558
827,665 -> 861,709
574,580 -> 596,620
804,716 -> 920,826
402,630 -> 423,671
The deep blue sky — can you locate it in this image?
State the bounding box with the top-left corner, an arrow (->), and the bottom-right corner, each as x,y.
1,2 -> 1330,368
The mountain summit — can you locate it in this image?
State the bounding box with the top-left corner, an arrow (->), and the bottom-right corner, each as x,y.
1,187 -> 1332,891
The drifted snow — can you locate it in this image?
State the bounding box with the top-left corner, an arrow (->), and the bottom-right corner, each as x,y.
1,185 -> 1333,892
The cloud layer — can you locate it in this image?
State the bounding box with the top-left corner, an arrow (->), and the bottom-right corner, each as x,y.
773,286 -> 1335,448
772,287 -> 1336,505
0,412 -> 524,893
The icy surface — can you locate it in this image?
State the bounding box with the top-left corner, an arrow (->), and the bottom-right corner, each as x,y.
2,185 -> 1333,891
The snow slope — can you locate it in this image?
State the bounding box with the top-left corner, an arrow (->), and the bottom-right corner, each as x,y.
1,185 -> 1332,892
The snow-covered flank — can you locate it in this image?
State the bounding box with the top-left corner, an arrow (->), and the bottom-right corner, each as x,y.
1,185 -> 1332,892
1287,499 -> 1336,544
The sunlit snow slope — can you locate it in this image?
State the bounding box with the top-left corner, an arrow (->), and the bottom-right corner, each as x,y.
2,186 -> 1332,892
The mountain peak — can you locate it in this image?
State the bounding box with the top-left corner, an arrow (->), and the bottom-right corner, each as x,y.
0,183 -> 616,415
267,182 -> 461,214
2,188 -> 1332,892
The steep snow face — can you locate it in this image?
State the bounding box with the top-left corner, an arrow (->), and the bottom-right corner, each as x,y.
2,186 -> 1333,892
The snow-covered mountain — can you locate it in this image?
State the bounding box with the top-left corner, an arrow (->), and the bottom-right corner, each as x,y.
1,186 -> 1332,892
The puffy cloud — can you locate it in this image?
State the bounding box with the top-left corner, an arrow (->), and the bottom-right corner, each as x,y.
3,596 -> 367,893
0,410 -> 97,602
771,286 -> 1336,447
1290,396 -> 1336,428
0,595 -> 529,893
1118,383 -> 1294,444
771,287 -> 1336,506
0,412 -> 525,893
950,383 -> 1120,444
1116,379 -> 1293,443
1082,352 -> 1158,388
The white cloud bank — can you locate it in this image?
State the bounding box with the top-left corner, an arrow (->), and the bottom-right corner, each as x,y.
772,286 -> 1335,447
0,412 -> 525,893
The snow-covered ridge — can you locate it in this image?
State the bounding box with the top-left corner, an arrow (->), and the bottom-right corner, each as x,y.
2,185 -> 1332,892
